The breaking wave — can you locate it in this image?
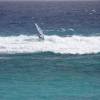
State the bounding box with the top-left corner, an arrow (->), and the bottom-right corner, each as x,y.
0,35 -> 100,54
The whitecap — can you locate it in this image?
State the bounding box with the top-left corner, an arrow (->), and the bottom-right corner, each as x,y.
0,35 -> 100,54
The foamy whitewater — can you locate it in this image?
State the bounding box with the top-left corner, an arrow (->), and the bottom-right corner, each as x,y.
0,35 -> 100,54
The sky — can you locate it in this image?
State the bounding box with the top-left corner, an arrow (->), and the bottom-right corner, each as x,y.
0,0 -> 100,1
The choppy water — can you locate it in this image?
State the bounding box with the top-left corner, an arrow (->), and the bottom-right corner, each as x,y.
0,1 -> 100,100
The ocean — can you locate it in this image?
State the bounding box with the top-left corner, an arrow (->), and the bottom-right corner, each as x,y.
0,1 -> 100,100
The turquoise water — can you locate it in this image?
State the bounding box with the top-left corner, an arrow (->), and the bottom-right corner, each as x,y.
0,53 -> 100,100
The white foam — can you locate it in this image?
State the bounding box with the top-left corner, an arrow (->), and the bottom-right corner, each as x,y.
0,35 -> 100,54
68,28 -> 75,31
91,9 -> 96,13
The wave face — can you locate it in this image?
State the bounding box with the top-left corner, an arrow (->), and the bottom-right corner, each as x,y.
0,35 -> 100,54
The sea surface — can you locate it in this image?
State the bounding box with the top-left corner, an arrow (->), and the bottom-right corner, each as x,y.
0,1 -> 100,100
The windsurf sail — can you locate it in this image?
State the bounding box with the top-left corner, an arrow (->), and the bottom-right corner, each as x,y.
35,23 -> 44,40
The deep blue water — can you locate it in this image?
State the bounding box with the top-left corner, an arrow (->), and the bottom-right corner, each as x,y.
0,1 -> 100,100
0,1 -> 100,36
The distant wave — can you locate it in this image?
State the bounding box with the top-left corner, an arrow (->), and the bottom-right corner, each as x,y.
0,35 -> 100,54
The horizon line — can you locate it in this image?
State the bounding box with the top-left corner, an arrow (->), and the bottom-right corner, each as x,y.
0,0 -> 100,2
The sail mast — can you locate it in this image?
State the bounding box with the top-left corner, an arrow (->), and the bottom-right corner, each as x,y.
35,23 -> 44,40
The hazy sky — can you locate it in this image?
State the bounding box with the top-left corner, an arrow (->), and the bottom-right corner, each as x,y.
0,0 -> 100,1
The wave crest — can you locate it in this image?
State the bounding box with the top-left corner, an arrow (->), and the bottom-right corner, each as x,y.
0,35 -> 100,54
